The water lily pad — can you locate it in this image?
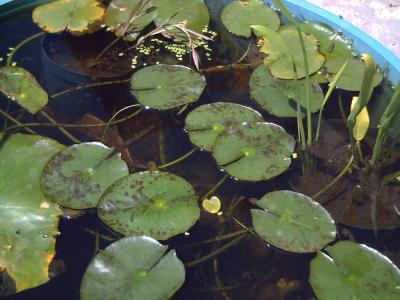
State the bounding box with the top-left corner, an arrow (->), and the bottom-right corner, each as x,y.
326,57 -> 383,91
310,241 -> 400,299
32,0 -> 105,35
185,102 -> 263,151
104,0 -> 157,40
202,196 -> 221,214
0,134 -> 64,293
212,122 -> 295,181
221,0 -> 280,38
259,26 -> 325,79
249,65 -> 324,118
251,191 -> 336,253
41,143 -> 129,209
80,236 -> 185,300
130,64 -> 206,110
0,67 -> 48,114
98,171 -> 200,240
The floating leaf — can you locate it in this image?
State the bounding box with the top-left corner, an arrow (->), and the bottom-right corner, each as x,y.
351,96 -> 369,141
130,64 -> 206,110
202,196 -> 221,214
0,67 -> 48,114
104,0 -> 157,40
251,190 -> 336,253
32,0 -> 105,35
249,65 -> 324,118
212,122 -> 295,181
98,171 -> 200,240
259,26 -> 325,79
80,236 -> 185,300
221,0 -> 280,38
185,102 -> 263,151
40,143 -> 129,209
310,241 -> 400,299
0,134 -> 64,294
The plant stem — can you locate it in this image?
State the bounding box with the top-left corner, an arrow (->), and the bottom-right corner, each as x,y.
313,155 -> 354,200
157,147 -> 198,169
158,123 -> 167,165
182,229 -> 248,249
338,90 -> 347,125
213,259 -> 232,300
6,31 -> 45,66
40,111 -> 81,143
382,170 -> 400,184
202,174 -> 229,200
356,142 -> 364,162
0,107 -> 37,134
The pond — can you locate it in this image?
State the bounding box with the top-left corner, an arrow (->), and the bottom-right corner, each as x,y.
0,0 -> 400,299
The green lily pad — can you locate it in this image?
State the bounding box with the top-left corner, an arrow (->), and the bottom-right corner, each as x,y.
104,0 -> 157,40
40,142 -> 129,209
326,57 -> 383,91
249,65 -> 324,118
259,26 -> 325,79
153,0 -> 210,34
310,241 -> 400,299
251,191 -> 336,253
185,102 -> 264,151
80,236 -> 185,300
0,67 -> 48,114
98,171 -> 200,240
212,122 -> 295,181
130,64 -> 206,110
0,134 -> 64,293
221,0 -> 280,38
32,0 -> 105,35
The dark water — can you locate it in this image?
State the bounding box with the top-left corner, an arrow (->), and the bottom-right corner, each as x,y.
1,4 -> 400,300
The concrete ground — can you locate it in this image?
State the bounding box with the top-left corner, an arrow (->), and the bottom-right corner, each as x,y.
307,0 -> 400,57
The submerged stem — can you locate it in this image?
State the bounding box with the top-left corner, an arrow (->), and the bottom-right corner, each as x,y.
0,107 -> 36,134
182,229 -> 248,249
157,147 -> 198,169
6,31 -> 45,66
40,111 -> 81,143
202,174 -> 229,200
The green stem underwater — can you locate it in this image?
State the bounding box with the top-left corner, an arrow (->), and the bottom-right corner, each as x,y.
6,31 -> 45,66
202,173 -> 229,200
157,147 -> 198,169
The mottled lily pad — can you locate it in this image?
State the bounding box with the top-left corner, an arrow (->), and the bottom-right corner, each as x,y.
40,143 -> 129,209
0,67 -> 48,114
212,122 -> 295,181
32,0 -> 105,35
185,102 -> 263,151
221,0 -> 280,38
310,241 -> 400,299
251,191 -> 336,253
130,64 -> 206,110
326,57 -> 383,91
249,65 -> 324,118
0,134 -> 64,293
104,0 -> 157,40
259,26 -> 325,79
98,171 -> 200,240
80,236 -> 185,300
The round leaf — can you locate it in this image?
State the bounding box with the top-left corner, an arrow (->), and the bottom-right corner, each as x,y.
202,196 -> 221,214
260,26 -> 325,79
221,0 -> 280,38
249,65 -> 324,118
212,122 -> 295,181
32,0 -> 105,35
251,190 -> 336,253
41,142 -> 129,209
80,236 -> 185,300
0,134 -> 64,293
310,241 -> 400,299
98,171 -> 200,240
130,64 -> 206,110
185,102 -> 263,151
0,67 -> 48,114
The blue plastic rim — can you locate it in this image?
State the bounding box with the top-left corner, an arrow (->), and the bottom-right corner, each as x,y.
1,0 -> 399,84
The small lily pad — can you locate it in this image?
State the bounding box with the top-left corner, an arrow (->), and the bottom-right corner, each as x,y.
41,142 -> 129,209
310,241 -> 400,299
251,191 -> 336,253
104,0 -> 157,40
32,0 -> 105,35
185,102 -> 263,151
259,26 -> 325,79
202,196 -> 221,214
0,67 -> 48,114
80,236 -> 185,300
249,65 -> 324,118
0,134 -> 64,293
130,64 -> 206,110
221,0 -> 280,38
212,122 -> 295,181
98,171 -> 200,240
